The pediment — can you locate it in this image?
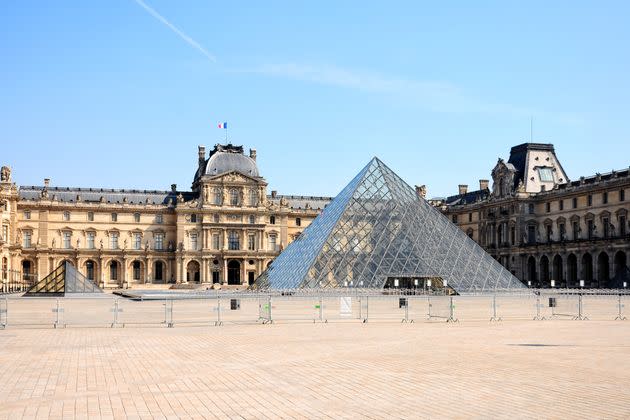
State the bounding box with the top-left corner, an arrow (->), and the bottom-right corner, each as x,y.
204,171 -> 265,185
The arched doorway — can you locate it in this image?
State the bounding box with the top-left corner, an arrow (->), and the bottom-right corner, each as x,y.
527,256 -> 537,287
597,252 -> 610,288
582,253 -> 593,285
567,254 -> 578,287
227,260 -> 241,285
85,260 -> 97,281
187,260 -> 200,283
154,261 -> 164,283
109,260 -> 120,284
540,256 -> 550,287
553,255 -> 563,287
131,260 -> 144,283
614,251 -> 628,288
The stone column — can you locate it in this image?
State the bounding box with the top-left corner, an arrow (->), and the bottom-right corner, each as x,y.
223,259 -> 228,286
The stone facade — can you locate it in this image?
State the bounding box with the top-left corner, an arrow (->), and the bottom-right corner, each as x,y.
436,143 -> 630,288
0,145 -> 331,289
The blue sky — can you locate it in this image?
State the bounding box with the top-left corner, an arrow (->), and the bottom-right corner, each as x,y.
1,1 -> 629,198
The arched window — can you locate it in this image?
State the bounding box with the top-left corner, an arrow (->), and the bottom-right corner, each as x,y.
132,261 -> 141,281
249,189 -> 258,206
213,188 -> 222,205
229,189 -> 239,206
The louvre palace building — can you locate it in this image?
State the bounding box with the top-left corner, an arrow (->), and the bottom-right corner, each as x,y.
435,143 -> 629,289
0,144 -> 330,289
1,141 -> 629,290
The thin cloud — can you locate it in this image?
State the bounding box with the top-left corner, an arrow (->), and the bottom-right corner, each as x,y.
133,0 -> 216,62
252,63 -> 575,121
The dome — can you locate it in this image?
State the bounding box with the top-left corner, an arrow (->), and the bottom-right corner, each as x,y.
204,150 -> 260,178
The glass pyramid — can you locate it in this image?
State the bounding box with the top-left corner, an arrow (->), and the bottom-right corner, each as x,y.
24,261 -> 103,296
253,158 -> 525,292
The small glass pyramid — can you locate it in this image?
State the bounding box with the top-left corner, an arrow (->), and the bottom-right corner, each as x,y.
24,261 -> 103,296
253,158 -> 525,292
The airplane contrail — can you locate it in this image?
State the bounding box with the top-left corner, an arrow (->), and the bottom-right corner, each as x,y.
133,0 -> 217,62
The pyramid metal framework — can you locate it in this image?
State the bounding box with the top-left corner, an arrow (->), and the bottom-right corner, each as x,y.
24,261 -> 103,296
253,158 -> 525,292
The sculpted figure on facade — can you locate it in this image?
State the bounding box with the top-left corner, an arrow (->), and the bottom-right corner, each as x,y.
1,166 -> 11,182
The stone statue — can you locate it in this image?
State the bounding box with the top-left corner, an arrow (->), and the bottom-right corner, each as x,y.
52,238 -> 56,248
16,230 -> 22,246
123,238 -> 127,250
99,239 -> 103,250
76,238 -> 81,249
279,197 -> 288,207
178,241 -> 184,252
145,240 -> 149,251
0,166 -> 11,182
177,193 -> 184,203
203,188 -> 209,202
517,179 -> 525,193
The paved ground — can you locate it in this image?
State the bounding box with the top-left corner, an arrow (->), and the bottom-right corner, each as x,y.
1,320 -> 629,419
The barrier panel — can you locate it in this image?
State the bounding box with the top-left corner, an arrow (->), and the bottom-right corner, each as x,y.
1,290 -> 629,329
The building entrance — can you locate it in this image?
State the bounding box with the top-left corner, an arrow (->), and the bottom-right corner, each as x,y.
227,260 -> 241,285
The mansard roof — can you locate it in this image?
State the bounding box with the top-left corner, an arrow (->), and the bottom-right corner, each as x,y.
18,185 -> 185,205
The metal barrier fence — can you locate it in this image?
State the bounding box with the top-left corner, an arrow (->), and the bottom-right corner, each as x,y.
0,289 -> 628,329
1,269 -> 35,294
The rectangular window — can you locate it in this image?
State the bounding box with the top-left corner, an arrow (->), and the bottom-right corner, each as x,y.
248,234 -> 256,251
228,231 -> 240,250
587,220 -> 594,239
213,214 -> 220,223
510,226 -> 515,245
110,233 -> 119,249
468,213 -> 473,222
190,214 -> 197,223
603,217 -> 610,238
546,202 -> 551,213
572,221 -> 579,240
24,210 -> 31,220
621,189 -> 626,202
63,211 -> 70,221
587,195 -> 593,206
212,271 -> 220,284
269,234 -> 277,251
134,233 -> 142,250
527,226 -> 536,244
538,168 -> 554,182
155,233 -> 164,250
249,215 -> 256,224
603,192 -> 608,204
620,216 -> 627,236
190,233 -> 198,250
24,231 -> 32,248
270,215 -> 276,225
63,232 -> 71,249
296,218 -> 301,227
156,214 -> 163,224
452,214 -> 458,223
559,200 -> 564,211
134,213 -> 140,223
528,203 -> 535,214
111,213 -> 118,222
87,212 -> 94,222
2,225 -> 8,243
573,197 -> 578,209
212,233 -> 220,250
87,232 -> 95,249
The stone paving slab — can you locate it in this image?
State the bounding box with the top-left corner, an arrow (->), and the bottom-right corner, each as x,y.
1,321 -> 629,419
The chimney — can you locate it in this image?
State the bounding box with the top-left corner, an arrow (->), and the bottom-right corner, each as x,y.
249,148 -> 257,161
271,190 -> 277,198
44,178 -> 50,188
415,185 -> 427,199
171,184 -> 177,192
458,184 -> 468,195
198,145 -> 206,164
479,179 -> 489,190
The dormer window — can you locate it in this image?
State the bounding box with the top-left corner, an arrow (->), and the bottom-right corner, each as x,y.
538,167 -> 554,182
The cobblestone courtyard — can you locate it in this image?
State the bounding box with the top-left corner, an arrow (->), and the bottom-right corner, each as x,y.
1,320 -> 629,419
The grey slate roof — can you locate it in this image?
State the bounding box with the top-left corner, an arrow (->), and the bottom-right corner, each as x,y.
18,186 -> 188,206
267,195 -> 332,210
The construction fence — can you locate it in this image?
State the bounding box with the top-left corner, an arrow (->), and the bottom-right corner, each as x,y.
0,289 -> 628,329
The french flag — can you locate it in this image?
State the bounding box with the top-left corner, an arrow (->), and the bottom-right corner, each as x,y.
218,122 -> 227,129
